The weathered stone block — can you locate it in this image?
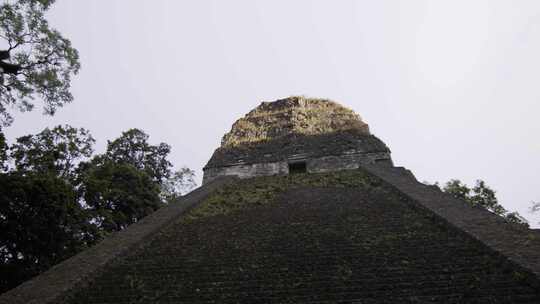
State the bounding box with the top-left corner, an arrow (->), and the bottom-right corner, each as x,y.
203,97 -> 393,183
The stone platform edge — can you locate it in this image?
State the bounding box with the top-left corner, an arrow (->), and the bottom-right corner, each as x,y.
0,176 -> 238,304
360,164 -> 540,290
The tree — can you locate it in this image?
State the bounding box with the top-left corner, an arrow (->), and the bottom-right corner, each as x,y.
104,129 -> 172,185
160,167 -> 196,202
10,125 -> 94,181
442,179 -> 529,227
0,126 -> 195,293
0,126 -> 196,291
78,129 -> 196,232
78,158 -> 162,233
103,128 -> 196,200
0,0 -> 80,126
0,171 -> 96,293
0,129 -> 7,171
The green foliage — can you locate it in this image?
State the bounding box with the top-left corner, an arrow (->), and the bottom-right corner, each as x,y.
440,180 -> 470,201
0,129 -> 7,170
0,0 -> 80,126
76,128 -> 195,232
469,180 -> 506,215
10,125 -> 94,180
0,125 -> 195,292
442,179 -> 529,227
104,129 -> 172,185
0,171 -> 96,293
78,159 -> 162,232
102,128 -> 196,201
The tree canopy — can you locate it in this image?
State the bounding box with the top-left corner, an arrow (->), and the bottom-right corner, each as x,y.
104,129 -> 173,185
441,179 -> 529,227
0,171 -> 96,292
0,125 -> 196,293
0,0 -> 80,126
0,130 -> 7,170
0,2 -> 199,293
99,128 -> 196,201
10,125 -> 94,180
78,159 -> 162,232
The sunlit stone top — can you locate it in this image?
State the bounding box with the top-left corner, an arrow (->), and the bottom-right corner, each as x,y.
221,96 -> 370,147
203,96 -> 392,183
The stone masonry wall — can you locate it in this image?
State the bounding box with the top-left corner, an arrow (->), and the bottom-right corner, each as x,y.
203,162 -> 288,184
308,152 -> 393,173
63,171 -> 540,303
202,152 -> 392,184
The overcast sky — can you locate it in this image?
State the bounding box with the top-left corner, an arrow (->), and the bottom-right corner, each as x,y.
3,0 -> 540,225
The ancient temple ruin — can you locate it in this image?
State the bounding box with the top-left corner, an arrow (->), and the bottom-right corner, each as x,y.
3,97 -> 540,304
203,96 -> 392,183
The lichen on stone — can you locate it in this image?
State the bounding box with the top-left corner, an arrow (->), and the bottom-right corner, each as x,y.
221,96 -> 370,147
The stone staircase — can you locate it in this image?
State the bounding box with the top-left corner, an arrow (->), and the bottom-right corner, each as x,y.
67,171 -> 540,303
361,164 -> 540,286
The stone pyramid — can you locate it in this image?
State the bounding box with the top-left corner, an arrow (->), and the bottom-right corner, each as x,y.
2,97 -> 540,304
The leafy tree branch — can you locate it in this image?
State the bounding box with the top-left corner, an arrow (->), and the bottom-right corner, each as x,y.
441,179 -> 529,227
0,126 -> 196,292
0,0 -> 80,126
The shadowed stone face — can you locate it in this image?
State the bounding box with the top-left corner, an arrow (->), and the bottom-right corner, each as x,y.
203,96 -> 392,183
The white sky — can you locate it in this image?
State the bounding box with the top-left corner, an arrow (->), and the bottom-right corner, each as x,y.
4,1 -> 540,225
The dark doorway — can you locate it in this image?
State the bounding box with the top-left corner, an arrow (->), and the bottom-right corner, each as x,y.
288,162 -> 307,174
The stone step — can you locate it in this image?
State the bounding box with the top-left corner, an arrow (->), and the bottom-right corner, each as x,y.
66,182 -> 540,303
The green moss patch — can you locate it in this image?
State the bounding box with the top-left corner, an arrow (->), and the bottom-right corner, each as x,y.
184,169 -> 385,221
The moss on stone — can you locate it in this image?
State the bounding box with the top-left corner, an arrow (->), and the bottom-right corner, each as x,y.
184,169 -> 384,221
220,96 -> 369,147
